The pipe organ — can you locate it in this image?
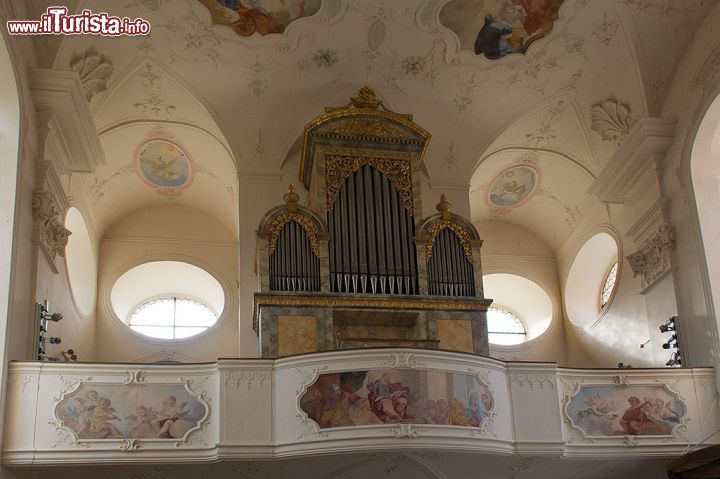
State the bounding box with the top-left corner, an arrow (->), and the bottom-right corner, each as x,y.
254,88 -> 491,358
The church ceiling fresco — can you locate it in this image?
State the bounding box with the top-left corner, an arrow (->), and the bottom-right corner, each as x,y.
136,140 -> 194,193
196,0 -> 322,36
439,0 -> 566,59
37,0 -> 716,245
487,164 -> 539,209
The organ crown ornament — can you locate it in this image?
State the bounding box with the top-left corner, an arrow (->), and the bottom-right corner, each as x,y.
283,184 -> 300,212
436,194 -> 452,220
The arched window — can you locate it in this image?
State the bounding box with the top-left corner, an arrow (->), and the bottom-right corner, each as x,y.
111,261 -> 225,342
487,306 -> 527,346
129,296 -> 218,340
600,262 -> 618,309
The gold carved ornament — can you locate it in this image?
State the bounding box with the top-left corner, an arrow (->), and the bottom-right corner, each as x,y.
330,118 -> 409,139
425,220 -> 474,263
267,212 -> 321,258
325,155 -> 413,214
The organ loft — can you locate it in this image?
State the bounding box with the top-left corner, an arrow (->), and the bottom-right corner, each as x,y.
254,87 -> 491,357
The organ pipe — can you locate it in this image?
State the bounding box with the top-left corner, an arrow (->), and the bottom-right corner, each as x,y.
329,164 -> 419,295
428,228 -> 475,297
269,220 -> 320,292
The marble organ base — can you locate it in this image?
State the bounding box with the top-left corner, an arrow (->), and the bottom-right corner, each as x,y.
255,292 -> 490,358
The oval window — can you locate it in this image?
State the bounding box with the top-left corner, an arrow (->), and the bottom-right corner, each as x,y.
565,232 -> 619,327
64,207 -> 97,315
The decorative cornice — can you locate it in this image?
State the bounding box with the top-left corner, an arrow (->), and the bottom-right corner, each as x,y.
626,224 -> 675,291
30,68 -> 105,173
300,87 -> 430,188
588,118 -> 676,203
253,292 -> 492,331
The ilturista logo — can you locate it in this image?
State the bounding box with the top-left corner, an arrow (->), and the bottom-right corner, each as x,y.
7,7 -> 151,36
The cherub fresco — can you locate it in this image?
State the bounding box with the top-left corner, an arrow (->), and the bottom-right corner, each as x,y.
56,384 -> 206,441
197,0 -> 322,37
300,369 -> 494,429
439,0 -> 566,59
567,386 -> 686,437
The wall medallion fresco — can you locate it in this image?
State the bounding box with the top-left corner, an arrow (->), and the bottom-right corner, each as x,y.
136,140 -> 193,192
567,385 -> 686,437
300,369 -> 494,428
487,165 -> 537,207
56,383 -> 207,440
439,0 -> 566,59
197,0 -> 322,37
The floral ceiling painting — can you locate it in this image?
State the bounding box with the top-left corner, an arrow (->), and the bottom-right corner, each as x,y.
439,0 -> 566,59
197,0 -> 322,37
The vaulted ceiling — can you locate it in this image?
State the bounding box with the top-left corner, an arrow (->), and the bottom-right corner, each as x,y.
25,0 -> 718,249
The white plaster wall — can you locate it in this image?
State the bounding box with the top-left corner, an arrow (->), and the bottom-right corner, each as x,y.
476,220 -> 566,364
656,2 -> 720,369
96,204 -> 239,362
557,204 -> 661,368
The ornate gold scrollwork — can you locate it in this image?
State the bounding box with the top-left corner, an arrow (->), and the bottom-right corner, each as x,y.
267,212 -> 320,258
425,220 -> 474,263
330,118 -> 409,139
325,155 -> 413,214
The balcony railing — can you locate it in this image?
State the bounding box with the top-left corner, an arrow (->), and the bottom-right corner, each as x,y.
3,349 -> 717,465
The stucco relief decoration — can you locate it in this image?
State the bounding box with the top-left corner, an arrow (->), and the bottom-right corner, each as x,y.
565,384 -> 687,438
134,140 -> 195,197
196,0 -> 321,36
438,0 -> 566,60
590,98 -> 637,142
54,382 -> 208,442
626,224 -> 675,288
70,48 -> 114,102
299,368 -> 494,430
32,190 -> 71,272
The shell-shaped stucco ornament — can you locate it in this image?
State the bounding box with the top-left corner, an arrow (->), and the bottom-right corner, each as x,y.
590,98 -> 636,142
70,49 -> 114,102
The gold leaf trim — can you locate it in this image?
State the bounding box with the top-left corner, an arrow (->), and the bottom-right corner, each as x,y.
330,118 -> 409,139
267,213 -> 320,258
325,155 -> 413,214
425,220 -> 473,263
